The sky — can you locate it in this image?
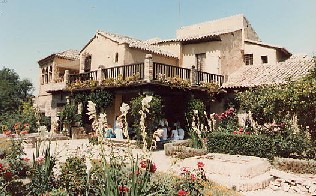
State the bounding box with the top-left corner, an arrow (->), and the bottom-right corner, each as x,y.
0,0 -> 316,95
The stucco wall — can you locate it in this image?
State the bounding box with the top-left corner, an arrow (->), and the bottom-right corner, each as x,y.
181,41 -> 221,74
80,34 -> 122,72
244,43 -> 278,65
178,30 -> 243,76
219,30 -> 244,76
176,14 -> 245,38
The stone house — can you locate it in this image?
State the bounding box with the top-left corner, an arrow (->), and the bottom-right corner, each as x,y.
36,14 -> 300,132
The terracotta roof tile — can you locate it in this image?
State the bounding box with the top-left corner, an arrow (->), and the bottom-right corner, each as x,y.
97,31 -> 177,58
222,55 -> 315,88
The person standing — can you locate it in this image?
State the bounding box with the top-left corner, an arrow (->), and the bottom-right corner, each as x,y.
114,116 -> 123,139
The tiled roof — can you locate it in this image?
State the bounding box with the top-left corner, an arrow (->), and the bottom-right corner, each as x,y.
55,49 -> 80,60
245,39 -> 291,56
152,33 -> 222,44
222,55 -> 315,88
38,49 -> 79,65
97,31 -> 177,58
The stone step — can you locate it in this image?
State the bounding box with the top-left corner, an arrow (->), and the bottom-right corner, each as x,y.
207,171 -> 273,192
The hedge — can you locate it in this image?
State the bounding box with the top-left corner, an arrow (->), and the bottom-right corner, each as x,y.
207,132 -> 311,160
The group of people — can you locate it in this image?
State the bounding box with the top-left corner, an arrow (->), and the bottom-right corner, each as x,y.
103,116 -> 124,139
153,118 -> 185,142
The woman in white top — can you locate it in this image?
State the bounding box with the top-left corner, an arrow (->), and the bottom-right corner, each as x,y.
171,126 -> 179,140
114,116 -> 123,139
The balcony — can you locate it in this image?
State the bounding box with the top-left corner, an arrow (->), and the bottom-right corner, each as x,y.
52,55 -> 224,94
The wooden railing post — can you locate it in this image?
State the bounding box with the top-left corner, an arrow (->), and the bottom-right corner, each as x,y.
64,70 -> 69,83
190,65 -> 197,85
144,54 -> 153,82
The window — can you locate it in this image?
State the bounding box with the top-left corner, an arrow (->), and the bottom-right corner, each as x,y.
84,55 -> 92,72
244,54 -> 253,65
48,66 -> 52,82
195,53 -> 206,71
261,56 -> 268,64
115,53 -> 119,63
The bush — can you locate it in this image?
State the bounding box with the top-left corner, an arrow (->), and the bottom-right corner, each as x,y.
207,132 -> 275,159
59,156 -> 87,195
207,132 -> 312,160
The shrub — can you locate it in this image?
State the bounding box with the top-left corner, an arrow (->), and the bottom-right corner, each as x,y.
207,132 -> 275,159
207,132 -> 312,160
59,156 -> 87,195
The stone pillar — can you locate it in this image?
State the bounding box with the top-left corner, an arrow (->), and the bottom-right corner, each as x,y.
144,54 -> 153,82
97,66 -> 104,84
64,70 -> 69,83
190,65 -> 197,86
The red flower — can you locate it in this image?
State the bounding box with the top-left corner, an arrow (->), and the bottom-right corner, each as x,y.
21,157 -> 30,162
178,189 -> 188,196
239,127 -> 244,132
4,130 -> 12,136
3,171 -> 13,181
245,132 -> 250,135
190,173 -> 197,180
149,162 -> 157,173
197,161 -> 205,168
20,130 -> 29,135
140,159 -> 147,168
118,185 -> 129,193
233,131 -> 237,135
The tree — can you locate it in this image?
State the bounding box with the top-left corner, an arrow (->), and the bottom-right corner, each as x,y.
0,67 -> 34,114
237,57 -> 316,139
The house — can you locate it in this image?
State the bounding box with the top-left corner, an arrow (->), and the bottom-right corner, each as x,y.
36,14 -> 298,133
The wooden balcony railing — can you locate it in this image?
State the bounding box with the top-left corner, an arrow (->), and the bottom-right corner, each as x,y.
102,63 -> 144,80
196,71 -> 224,85
69,70 -> 98,83
153,63 -> 190,80
65,58 -> 224,89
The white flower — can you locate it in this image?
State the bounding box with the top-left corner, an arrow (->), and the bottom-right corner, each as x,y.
120,103 -> 130,114
141,95 -> 153,107
193,110 -> 198,115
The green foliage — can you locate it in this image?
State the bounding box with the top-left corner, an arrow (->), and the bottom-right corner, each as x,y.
0,100 -> 40,133
28,142 -> 56,195
129,94 -> 163,140
185,98 -> 206,125
72,90 -> 114,113
59,104 -> 81,126
59,156 -> 87,195
207,131 -> 312,160
0,67 -> 33,114
89,90 -> 114,113
214,108 -> 239,133
237,61 -> 316,137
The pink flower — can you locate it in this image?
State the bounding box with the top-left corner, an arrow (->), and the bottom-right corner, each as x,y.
35,156 -> 45,164
20,130 -> 29,135
180,167 -> 190,174
233,131 -> 237,135
197,161 -> 205,168
178,189 -> 188,196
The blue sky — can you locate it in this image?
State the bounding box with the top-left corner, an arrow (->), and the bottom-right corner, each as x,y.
0,0 -> 315,94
